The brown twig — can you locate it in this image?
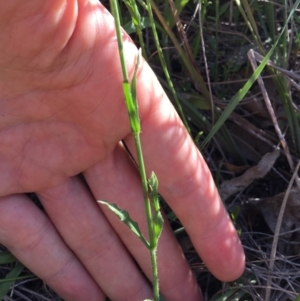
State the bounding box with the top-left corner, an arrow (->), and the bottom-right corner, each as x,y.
247,49 -> 300,191
265,161 -> 300,301
197,0 -> 214,123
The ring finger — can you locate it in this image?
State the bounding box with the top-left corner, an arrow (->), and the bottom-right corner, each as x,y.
38,173 -> 153,301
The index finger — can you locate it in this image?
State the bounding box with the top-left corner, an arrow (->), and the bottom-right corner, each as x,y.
124,54 -> 245,282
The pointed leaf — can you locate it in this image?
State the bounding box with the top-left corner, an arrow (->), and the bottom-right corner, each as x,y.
0,262 -> 25,300
0,251 -> 17,265
98,201 -> 150,249
152,210 -> 164,249
148,172 -> 164,249
123,17 -> 151,34
148,172 -> 160,212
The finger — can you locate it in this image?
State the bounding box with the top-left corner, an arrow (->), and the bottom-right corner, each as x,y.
0,194 -> 104,301
37,176 -> 153,301
122,59 -> 245,281
84,143 -> 203,301
87,2 -> 245,281
80,2 -> 245,281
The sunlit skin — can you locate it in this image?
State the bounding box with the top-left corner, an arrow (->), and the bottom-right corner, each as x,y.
0,1 -> 245,301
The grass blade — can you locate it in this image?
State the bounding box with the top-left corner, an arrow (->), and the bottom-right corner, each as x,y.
0,262 -> 25,300
0,251 -> 17,265
201,0 -> 300,149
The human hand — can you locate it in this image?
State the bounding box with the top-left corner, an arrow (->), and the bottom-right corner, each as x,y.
0,1 -> 245,300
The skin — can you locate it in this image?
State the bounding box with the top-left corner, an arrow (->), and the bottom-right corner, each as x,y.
0,1 -> 245,300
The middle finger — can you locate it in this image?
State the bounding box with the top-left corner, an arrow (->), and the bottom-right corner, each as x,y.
84,143 -> 202,301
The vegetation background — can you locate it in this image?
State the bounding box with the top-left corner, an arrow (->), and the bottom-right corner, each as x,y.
1,0 -> 300,300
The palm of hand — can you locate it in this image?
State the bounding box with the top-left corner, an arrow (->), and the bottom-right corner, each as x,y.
0,2 -> 144,195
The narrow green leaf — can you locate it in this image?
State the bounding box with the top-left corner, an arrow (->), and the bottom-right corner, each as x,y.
131,49 -> 141,114
152,210 -> 164,249
0,262 -> 25,300
123,82 -> 140,134
148,172 -> 164,249
148,172 -> 159,211
0,275 -> 33,283
219,2 -> 230,17
210,287 -> 246,301
148,171 -> 158,191
123,17 -> 151,34
98,201 -> 150,249
0,251 -> 17,265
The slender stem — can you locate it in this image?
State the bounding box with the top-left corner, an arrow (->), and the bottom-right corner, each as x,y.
110,0 -> 129,82
110,0 -> 160,299
145,0 -> 190,133
134,134 -> 159,300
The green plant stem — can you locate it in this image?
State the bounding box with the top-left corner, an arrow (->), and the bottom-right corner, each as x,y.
123,0 -> 147,57
134,134 -> 159,300
109,0 -> 159,299
144,0 -> 191,133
